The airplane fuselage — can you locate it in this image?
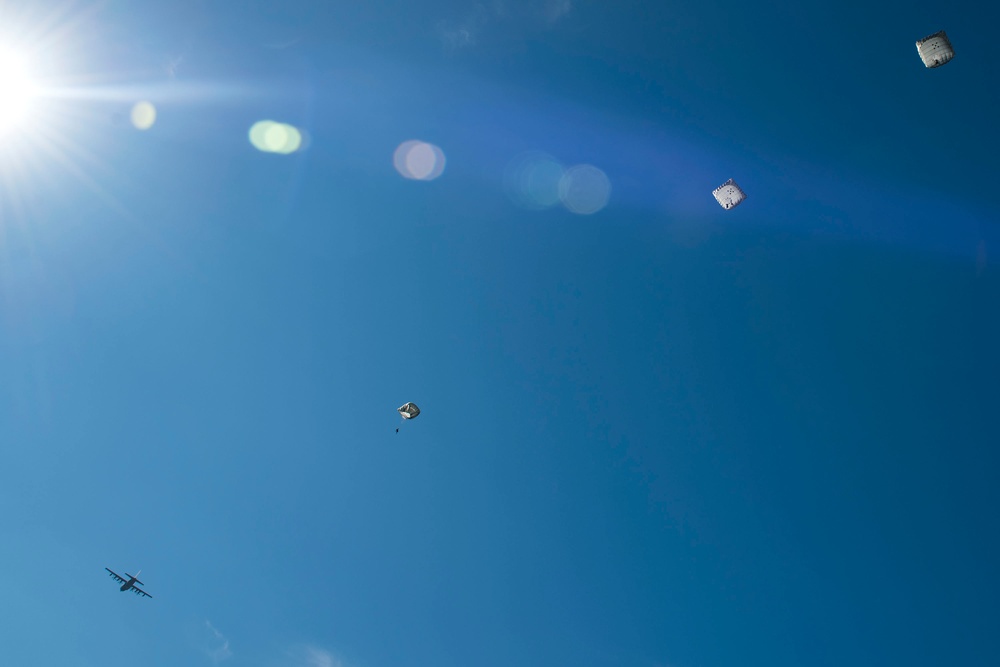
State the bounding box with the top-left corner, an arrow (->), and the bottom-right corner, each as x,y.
120,578 -> 136,592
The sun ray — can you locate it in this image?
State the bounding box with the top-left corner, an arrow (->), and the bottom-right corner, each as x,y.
24,121 -> 139,223
0,51 -> 39,127
0,0 -> 287,263
0,4 -> 154,234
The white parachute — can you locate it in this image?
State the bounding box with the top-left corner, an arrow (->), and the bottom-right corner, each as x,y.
398,402 -> 420,419
712,179 -> 747,210
916,31 -> 954,68
396,402 -> 420,432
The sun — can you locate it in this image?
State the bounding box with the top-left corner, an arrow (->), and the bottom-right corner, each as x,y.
0,48 -> 37,130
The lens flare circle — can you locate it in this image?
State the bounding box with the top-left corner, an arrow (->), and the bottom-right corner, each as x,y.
559,164 -> 611,215
504,152 -> 565,210
130,101 -> 156,130
249,120 -> 303,154
393,140 -> 446,181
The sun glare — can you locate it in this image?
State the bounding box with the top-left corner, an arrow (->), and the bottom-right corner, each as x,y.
0,49 -> 36,130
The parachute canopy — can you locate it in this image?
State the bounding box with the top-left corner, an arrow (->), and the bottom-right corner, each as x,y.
916,31 -> 954,68
713,179 -> 746,210
398,402 -> 420,419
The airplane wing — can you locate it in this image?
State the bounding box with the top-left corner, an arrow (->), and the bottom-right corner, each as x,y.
105,568 -> 127,584
132,586 -> 152,599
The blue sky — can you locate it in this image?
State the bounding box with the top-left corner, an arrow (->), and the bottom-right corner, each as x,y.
1,1 -> 998,666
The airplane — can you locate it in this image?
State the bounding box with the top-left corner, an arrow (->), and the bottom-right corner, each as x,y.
105,568 -> 153,599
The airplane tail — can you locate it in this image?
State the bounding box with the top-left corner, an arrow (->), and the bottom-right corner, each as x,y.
126,570 -> 144,585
